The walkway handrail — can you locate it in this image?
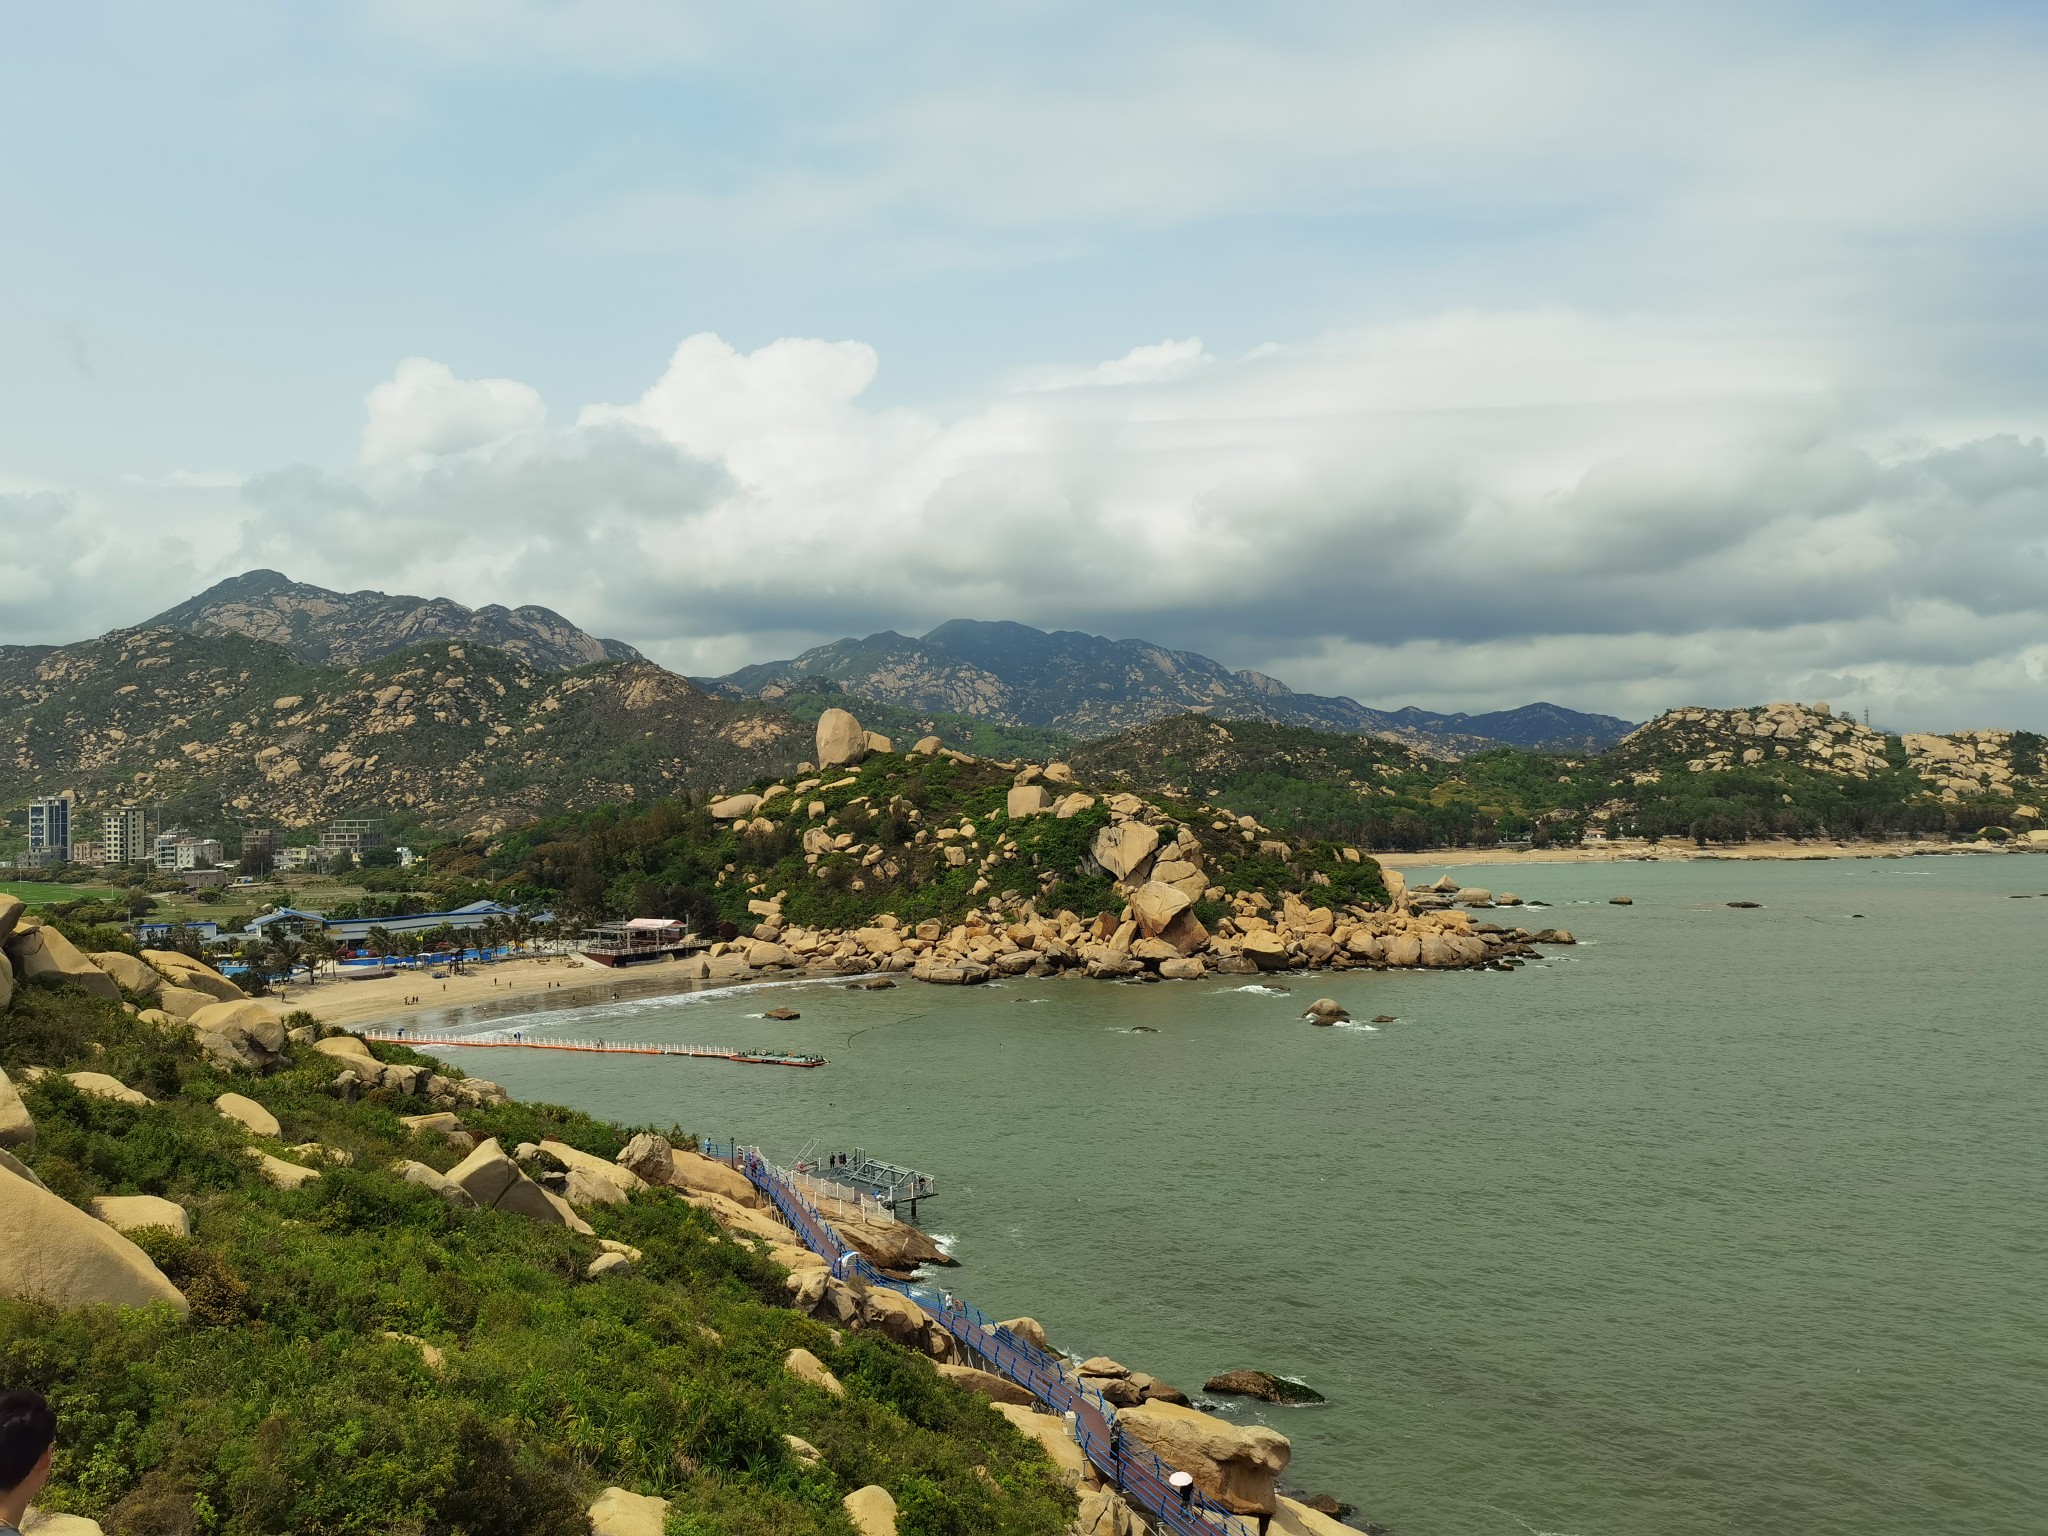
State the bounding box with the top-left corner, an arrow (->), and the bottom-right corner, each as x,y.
739,1150 -> 1255,1536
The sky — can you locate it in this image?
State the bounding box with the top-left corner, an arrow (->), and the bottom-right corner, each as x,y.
4,1 -> 2048,730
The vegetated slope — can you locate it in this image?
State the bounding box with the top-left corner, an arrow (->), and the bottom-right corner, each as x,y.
700,619 -> 1635,752
1589,702 -> 2045,841
479,740 -> 1386,933
1069,704 -> 2048,850
0,630 -> 803,841
0,984 -> 1074,1536
144,569 -> 643,670
770,688 -> 1078,763
1068,714 -> 1595,850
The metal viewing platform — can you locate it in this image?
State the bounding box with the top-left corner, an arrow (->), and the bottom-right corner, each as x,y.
810,1148 -> 938,1220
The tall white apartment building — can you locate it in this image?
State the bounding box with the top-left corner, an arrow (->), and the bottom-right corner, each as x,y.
103,804 -> 148,866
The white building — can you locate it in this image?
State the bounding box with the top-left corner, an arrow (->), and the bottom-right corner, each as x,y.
103,805 -> 148,866
154,830 -> 185,871
174,837 -> 225,871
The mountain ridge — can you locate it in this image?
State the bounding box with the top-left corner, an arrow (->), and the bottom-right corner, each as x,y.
698,618 -> 1635,755
145,569 -> 644,672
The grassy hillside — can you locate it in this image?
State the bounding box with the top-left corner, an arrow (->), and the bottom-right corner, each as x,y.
0,983 -> 1075,1536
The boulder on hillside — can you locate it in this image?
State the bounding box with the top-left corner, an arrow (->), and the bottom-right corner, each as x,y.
998,1315 -> 1050,1351
89,951 -> 163,996
6,923 -> 121,1003
586,1251 -> 634,1280
21,1508 -> 108,1535
395,1159 -> 477,1206
910,735 -> 942,755
785,1346 -> 844,1395
616,1132 -> 675,1186
447,1137 -> 578,1226
1007,784 -> 1053,818
0,1069 -> 34,1149
538,1139 -> 647,1206
1117,1399 -> 1290,1515
1128,881 -> 1191,938
214,1092 -> 282,1138
152,983 -> 219,1021
816,708 -> 868,769
668,1147 -> 763,1207
90,1195 -> 190,1237
1054,792 -> 1097,819
189,1001 -> 287,1074
863,731 -> 894,754
0,892 -> 24,946
310,1034 -> 376,1064
588,1487 -> 669,1536
1241,930 -> 1291,971
66,1073 -> 151,1106
246,1149 -> 321,1189
938,1362 -> 1036,1406
139,950 -> 246,1002
0,1160 -> 190,1315
1091,821 -> 1160,881
991,1402 -> 1093,1487
709,794 -> 764,820
0,949 -> 12,1014
842,1485 -> 898,1536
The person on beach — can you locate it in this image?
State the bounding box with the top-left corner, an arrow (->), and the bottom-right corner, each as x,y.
0,1388 -> 58,1536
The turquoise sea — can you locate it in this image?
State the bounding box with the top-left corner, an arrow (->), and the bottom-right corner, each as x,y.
412,855 -> 2047,1535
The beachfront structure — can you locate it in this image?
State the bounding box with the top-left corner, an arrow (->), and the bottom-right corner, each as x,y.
134,920 -> 220,944
103,804 -> 148,866
243,907 -> 327,940
320,818 -> 385,863
26,796 -> 70,866
319,899 -> 531,945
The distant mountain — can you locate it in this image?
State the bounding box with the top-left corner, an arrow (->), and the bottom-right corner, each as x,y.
700,618 -> 1634,755
0,629 -> 800,840
144,570 -> 643,672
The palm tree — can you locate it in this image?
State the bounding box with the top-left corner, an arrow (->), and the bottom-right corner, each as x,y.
365,925 -> 395,966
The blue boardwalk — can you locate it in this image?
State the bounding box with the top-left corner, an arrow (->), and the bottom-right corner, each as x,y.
736,1148 -> 1256,1536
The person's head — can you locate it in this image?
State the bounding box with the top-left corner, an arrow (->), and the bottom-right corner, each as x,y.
0,1389 -> 56,1505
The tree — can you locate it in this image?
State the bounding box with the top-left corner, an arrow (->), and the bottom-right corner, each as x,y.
364,925 -> 395,964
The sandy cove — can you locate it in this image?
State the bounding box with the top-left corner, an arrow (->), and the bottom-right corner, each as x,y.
266,952 -> 736,1032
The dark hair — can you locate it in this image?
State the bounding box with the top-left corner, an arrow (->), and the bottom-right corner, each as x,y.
0,1389 -> 56,1492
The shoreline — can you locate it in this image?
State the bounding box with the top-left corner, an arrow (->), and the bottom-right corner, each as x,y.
259,839 -> 2037,1034
1373,837 -> 2039,869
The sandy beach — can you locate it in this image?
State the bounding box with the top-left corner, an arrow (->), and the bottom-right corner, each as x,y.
1372,836 -> 2033,869
268,951 -> 732,1031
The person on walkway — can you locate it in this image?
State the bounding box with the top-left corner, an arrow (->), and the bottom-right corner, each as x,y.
0,1388 -> 58,1536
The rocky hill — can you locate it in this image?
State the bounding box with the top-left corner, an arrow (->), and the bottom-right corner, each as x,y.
144,569 -> 643,671
0,630 -> 801,841
701,618 -> 1633,754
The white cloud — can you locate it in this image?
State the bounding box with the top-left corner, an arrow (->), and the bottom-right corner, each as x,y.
359,357 -> 547,472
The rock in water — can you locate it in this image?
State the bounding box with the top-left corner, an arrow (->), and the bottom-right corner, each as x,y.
1371,1015 -> 1396,1024
1727,901 -> 1762,909
1609,896 -> 1633,905
763,1005 -> 801,1020
1204,1368 -> 1326,1404
816,707 -> 868,768
1302,998 -> 1349,1024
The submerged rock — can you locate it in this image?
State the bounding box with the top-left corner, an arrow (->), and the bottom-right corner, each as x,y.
1204,1368 -> 1326,1404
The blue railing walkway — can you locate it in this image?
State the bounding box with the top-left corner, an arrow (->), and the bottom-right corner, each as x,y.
733,1147 -> 1256,1536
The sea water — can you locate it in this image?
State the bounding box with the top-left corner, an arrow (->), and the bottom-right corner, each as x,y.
413,855 -> 2047,1535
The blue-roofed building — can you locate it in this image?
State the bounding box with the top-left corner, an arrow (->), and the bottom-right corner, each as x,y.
320,899 -> 527,944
